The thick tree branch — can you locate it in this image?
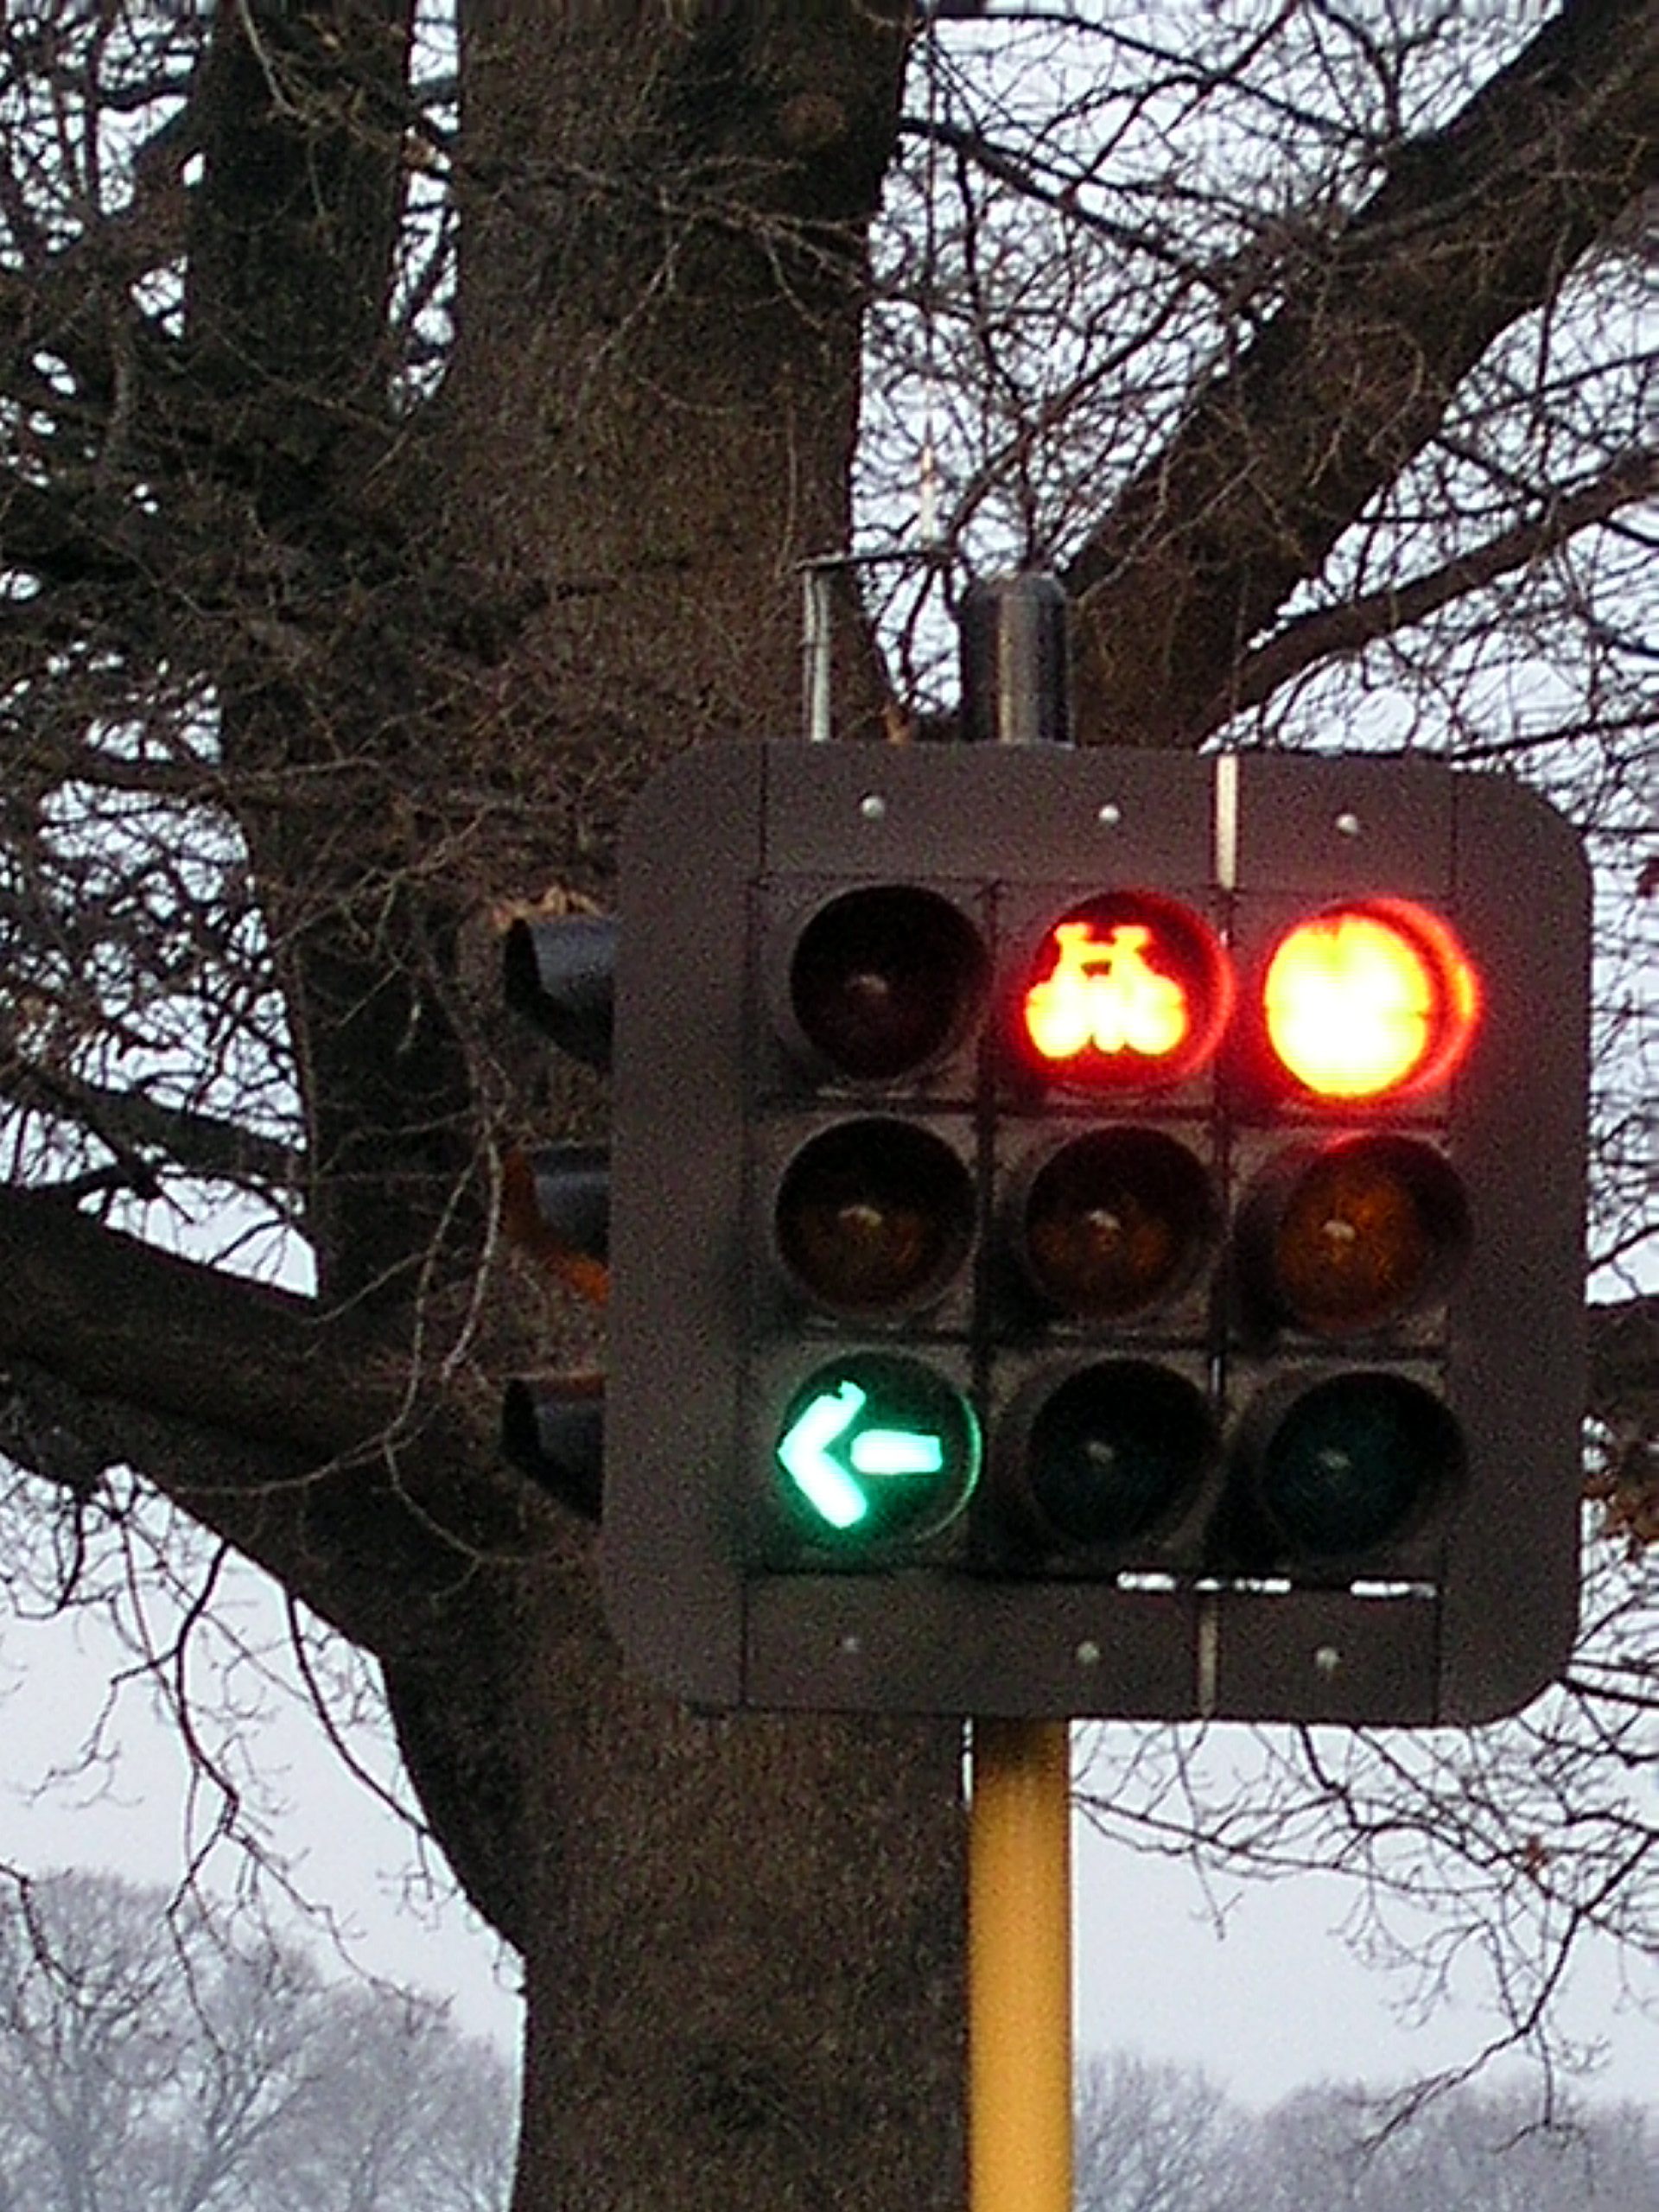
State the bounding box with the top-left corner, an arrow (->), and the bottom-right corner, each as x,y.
0,1186 -> 553,1655
0,1345 -> 560,1948
0,1063 -> 301,1192
0,473 -> 171,593
0,1185 -> 345,1457
3,1185 -> 1646,1613
1066,0 -> 1659,741
1590,1293 -> 1659,1430
1220,447 -> 1659,727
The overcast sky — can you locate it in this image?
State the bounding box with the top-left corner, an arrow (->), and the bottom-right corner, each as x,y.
1,1573 -> 1651,2112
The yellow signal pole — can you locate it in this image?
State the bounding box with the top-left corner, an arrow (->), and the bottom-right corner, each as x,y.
969,1719 -> 1072,2212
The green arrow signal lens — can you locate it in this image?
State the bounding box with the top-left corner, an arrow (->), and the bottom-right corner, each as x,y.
778,1380 -> 872,1529
849,1429 -> 945,1478
773,1355 -> 979,1549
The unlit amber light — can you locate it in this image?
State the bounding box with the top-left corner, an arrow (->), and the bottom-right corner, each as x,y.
1262,903 -> 1479,1101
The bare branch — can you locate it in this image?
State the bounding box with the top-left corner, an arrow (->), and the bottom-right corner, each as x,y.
1065,0 -> 1659,741
0,1187 -> 553,1653
1223,448 -> 1659,727
0,1059 -> 300,1192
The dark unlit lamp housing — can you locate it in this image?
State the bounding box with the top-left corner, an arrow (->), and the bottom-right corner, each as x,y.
502,1381 -> 604,1521
503,914 -> 618,1071
960,574 -> 1071,747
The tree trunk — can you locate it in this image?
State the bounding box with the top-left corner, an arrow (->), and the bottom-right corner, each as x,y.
431,16 -> 968,2196
192,4 -> 964,2204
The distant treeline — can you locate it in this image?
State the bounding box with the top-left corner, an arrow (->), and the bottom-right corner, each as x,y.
0,1868 -> 515,2211
1077,2047 -> 1657,2212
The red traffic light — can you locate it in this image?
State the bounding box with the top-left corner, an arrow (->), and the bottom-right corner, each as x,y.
1260,899 -> 1479,1102
1019,893 -> 1230,1089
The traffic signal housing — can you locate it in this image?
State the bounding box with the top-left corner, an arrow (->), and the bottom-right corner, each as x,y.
604,745 -> 1589,1723
498,912 -> 615,1519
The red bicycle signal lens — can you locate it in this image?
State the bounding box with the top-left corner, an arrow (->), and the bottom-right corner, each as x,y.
1262,900 -> 1478,1102
1020,892 -> 1230,1088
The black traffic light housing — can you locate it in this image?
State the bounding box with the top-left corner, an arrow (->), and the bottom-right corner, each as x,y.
602,744 -> 1589,1724
503,913 -> 618,1070
498,914 -> 615,1519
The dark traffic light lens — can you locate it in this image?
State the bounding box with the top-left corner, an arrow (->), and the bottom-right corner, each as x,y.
1026,1363 -> 1215,1548
791,886 -> 987,1080
775,1119 -> 974,1314
1020,1128 -> 1216,1318
1242,1136 -> 1470,1334
1251,1373 -> 1463,1559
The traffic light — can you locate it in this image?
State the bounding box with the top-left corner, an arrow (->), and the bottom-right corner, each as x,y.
502,912 -> 618,1071
499,912 -> 614,1518
602,744 -> 1589,1723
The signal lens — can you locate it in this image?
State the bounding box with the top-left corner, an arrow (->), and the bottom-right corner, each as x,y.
1262,901 -> 1478,1102
1240,1135 -> 1471,1335
1020,1128 -> 1216,1319
775,1119 -> 974,1315
775,1354 -> 980,1546
1250,1373 -> 1463,1559
791,886 -> 987,1080
1025,1363 -> 1216,1548
1020,893 -> 1231,1089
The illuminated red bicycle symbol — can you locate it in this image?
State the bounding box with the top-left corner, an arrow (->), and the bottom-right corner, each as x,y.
1023,922 -> 1192,1061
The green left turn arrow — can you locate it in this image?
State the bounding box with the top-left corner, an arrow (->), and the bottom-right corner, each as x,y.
772,1357 -> 979,1548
